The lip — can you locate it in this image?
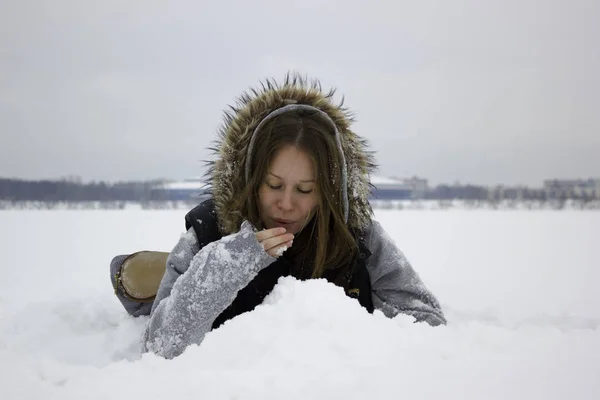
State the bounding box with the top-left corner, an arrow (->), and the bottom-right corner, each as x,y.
273,218 -> 295,225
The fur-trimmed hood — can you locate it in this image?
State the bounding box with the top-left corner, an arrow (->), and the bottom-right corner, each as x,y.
205,74 -> 376,234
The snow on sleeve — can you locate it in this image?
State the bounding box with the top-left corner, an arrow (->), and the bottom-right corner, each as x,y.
141,221 -> 277,359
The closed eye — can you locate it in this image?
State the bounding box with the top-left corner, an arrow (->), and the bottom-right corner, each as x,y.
267,183 -> 313,194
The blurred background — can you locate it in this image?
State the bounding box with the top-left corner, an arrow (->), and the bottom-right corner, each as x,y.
1,0 -> 599,208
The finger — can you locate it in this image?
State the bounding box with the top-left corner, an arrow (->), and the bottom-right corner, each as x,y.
262,233 -> 294,253
262,233 -> 294,252
255,227 -> 286,242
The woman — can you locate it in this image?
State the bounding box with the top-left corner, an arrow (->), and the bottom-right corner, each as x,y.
111,74 -> 446,359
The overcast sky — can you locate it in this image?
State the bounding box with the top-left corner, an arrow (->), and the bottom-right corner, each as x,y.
1,0 -> 599,186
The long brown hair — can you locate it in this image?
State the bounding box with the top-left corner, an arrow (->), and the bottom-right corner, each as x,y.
233,110 -> 358,277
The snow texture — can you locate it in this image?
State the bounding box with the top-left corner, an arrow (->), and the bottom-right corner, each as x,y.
0,209 -> 599,399
142,221 -> 275,358
274,241 -> 291,257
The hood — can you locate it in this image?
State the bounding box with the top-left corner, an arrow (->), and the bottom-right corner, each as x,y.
205,73 -> 376,234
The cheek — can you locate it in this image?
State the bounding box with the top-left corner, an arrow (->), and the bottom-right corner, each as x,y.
257,190 -> 274,210
301,195 -> 319,216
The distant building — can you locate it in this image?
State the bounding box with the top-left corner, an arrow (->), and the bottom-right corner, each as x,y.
150,177 -> 208,201
369,176 -> 414,200
398,176 -> 429,199
543,179 -> 600,199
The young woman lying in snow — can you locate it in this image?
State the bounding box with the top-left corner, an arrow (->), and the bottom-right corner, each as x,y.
110,74 -> 446,359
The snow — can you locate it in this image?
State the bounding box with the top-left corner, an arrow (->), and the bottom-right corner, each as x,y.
1,209 -> 599,399
275,241 -> 291,257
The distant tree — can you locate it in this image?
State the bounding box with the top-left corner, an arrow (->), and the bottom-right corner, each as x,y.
0,178 -> 157,202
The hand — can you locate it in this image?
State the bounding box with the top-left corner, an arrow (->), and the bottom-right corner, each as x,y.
255,227 -> 294,258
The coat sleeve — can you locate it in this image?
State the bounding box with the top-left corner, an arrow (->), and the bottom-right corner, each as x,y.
364,220 -> 447,326
141,221 -> 277,359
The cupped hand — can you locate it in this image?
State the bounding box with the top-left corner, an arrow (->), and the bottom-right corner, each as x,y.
255,227 -> 294,258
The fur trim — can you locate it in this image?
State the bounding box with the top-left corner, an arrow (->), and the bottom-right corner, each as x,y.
204,73 -> 377,234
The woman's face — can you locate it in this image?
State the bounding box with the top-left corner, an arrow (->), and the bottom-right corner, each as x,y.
258,145 -> 320,234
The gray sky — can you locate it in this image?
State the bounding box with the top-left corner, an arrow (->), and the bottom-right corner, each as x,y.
1,0 -> 599,186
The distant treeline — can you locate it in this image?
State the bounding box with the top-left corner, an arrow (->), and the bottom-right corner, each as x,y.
0,178 -> 158,202
426,185 -> 549,201
428,185 -> 598,201
1,178 -> 597,202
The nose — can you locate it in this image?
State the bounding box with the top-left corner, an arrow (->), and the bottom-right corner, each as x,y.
277,189 -> 294,211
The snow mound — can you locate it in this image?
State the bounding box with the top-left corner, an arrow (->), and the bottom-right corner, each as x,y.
1,277 -> 599,400
1,209 -> 599,399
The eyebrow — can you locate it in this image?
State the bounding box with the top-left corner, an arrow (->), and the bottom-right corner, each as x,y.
268,172 -> 315,183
